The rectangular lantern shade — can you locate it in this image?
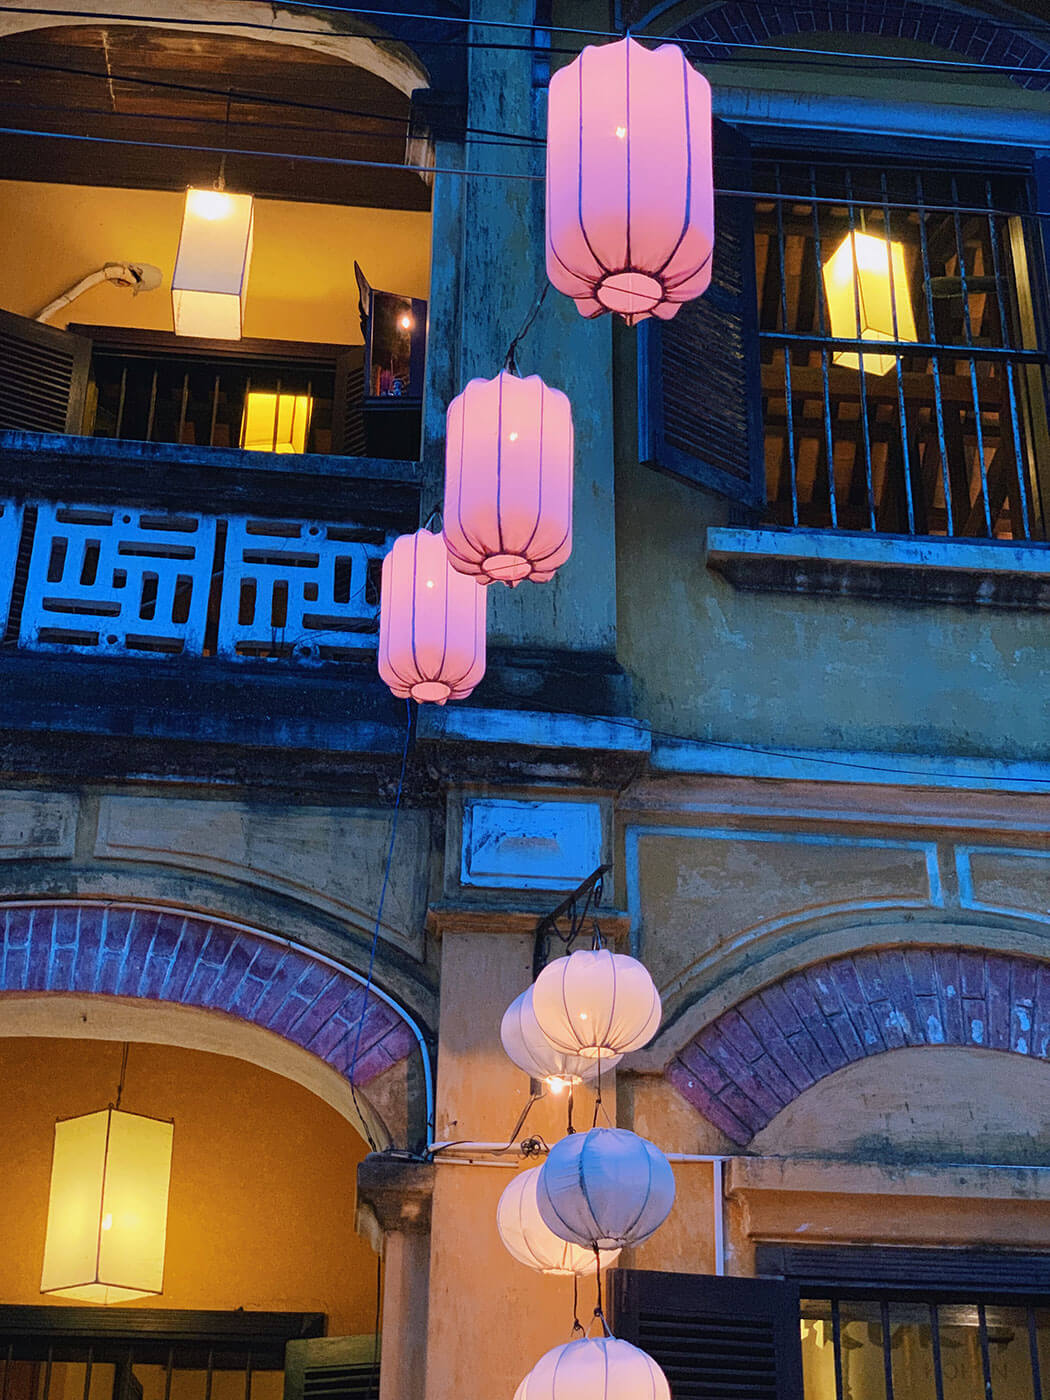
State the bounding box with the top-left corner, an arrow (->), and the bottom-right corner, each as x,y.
172,188 -> 254,340
241,390 -> 312,453
823,231 -> 918,377
41,1108 -> 174,1305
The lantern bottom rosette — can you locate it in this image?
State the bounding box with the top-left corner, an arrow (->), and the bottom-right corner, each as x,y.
377,529 -> 487,705
514,1336 -> 670,1400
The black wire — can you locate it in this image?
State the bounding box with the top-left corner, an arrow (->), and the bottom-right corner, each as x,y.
114,1040 -> 129,1110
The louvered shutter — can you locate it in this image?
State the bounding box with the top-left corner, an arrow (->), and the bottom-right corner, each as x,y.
332,348 -> 368,457
611,1270 -> 803,1400
637,118 -> 763,508
0,308 -> 91,434
284,1337 -> 378,1400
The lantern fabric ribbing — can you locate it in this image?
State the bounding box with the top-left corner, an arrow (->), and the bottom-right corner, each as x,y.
500,988 -> 622,1086
378,529 -> 486,704
530,948 -> 662,1059
546,37 -> 714,325
443,371 -> 573,586
537,1127 -> 675,1249
514,1337 -> 671,1400
497,1167 -> 621,1276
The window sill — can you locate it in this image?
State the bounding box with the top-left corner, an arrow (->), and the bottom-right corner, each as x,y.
706,526 -> 1050,609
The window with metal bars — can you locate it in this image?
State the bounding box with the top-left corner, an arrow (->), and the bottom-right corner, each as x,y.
755,156 -> 1050,540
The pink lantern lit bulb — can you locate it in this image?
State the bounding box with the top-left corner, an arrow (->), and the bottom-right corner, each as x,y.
546,36 -> 714,325
443,370 -> 573,587
377,529 -> 486,704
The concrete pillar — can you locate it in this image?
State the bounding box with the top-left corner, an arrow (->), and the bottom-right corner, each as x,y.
356,1156 -> 435,1400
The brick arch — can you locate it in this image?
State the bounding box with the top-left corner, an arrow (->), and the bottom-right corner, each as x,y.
0,901 -> 422,1092
667,946 -> 1050,1144
673,1 -> 1050,92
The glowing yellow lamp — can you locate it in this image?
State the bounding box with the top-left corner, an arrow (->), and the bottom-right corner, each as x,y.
172,188 -> 254,340
241,391 -> 312,454
822,231 -> 917,376
41,1108 -> 173,1305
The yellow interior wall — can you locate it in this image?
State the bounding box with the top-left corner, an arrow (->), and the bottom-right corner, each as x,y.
0,1036 -> 376,1335
0,181 -> 431,343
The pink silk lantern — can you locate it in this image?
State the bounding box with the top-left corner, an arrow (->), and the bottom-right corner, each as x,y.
546,37 -> 714,326
443,371 -> 573,587
378,529 -> 486,704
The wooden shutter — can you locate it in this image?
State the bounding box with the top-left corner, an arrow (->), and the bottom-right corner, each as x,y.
611,1270 -> 803,1400
332,347 -> 368,457
284,1336 -> 378,1400
0,308 -> 91,434
638,118 -> 763,508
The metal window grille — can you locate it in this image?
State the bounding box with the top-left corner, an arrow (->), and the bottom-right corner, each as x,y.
754,158 -> 1050,540
801,1295 -> 1050,1400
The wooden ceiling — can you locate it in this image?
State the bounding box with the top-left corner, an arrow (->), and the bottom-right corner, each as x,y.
0,24 -> 432,210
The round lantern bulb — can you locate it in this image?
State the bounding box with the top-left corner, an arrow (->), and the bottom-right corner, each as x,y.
501,988 -> 621,1085
443,370 -> 573,587
546,37 -> 714,325
497,1167 -> 621,1277
514,1336 -> 670,1400
537,1127 -> 675,1249
530,948 -> 661,1059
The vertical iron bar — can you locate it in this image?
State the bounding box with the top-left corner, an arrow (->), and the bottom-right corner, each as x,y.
81,1347 -> 93,1400
951,175 -> 993,534
205,1349 -> 214,1400
832,1299 -> 846,1400
1028,1308 -> 1044,1400
977,1304 -> 995,1400
845,170 -> 877,530
880,1301 -> 896,1400
810,163 -> 839,527
145,369 -> 159,443
775,165 -> 799,525
241,374 -> 252,451
42,1346 -> 53,1400
273,378 -> 282,453
984,179 -> 1031,538
177,371 -> 190,444
2,1342 -> 12,1400
114,366 -> 127,440
930,1305 -> 947,1400
881,173 -> 916,533
244,1351 -> 253,1400
209,374 -> 220,448
916,173 -> 955,534
163,1348 -> 174,1400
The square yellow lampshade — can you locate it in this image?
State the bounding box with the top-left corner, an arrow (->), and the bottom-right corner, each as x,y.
823,230 -> 918,376
241,390 -> 312,454
172,188 -> 254,340
40,1108 -> 174,1305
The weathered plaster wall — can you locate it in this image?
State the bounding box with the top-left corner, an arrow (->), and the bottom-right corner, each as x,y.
615,455 -> 1050,760
0,1036 -> 376,1333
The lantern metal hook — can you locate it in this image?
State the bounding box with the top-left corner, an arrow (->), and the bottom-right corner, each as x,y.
533,863 -> 612,980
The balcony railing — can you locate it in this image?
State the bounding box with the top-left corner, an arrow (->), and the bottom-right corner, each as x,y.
0,498 -> 391,661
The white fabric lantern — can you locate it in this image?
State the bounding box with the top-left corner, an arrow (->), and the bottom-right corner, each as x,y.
537,1127 -> 675,1249
40,1108 -> 174,1304
172,188 -> 254,339
531,948 -> 661,1059
514,1336 -> 670,1400
501,988 -> 622,1089
497,1167 -> 621,1276
546,37 -> 714,325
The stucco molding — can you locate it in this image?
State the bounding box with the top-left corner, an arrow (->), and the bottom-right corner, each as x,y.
666,944 -> 1050,1145
0,900 -> 427,1137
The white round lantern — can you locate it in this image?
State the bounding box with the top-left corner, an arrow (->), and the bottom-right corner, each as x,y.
497,1167 -> 621,1276
537,1127 -> 675,1249
546,36 -> 714,326
514,1336 -> 670,1400
531,949 -> 661,1059
501,988 -> 622,1089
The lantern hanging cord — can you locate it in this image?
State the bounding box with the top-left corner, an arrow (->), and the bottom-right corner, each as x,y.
504,283 -> 550,375
567,1082 -> 575,1136
593,1253 -> 609,1333
344,696 -> 413,1152
114,1041 -> 129,1111
572,1276 -> 584,1336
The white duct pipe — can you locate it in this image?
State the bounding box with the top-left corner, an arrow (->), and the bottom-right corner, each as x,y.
35,261 -> 163,323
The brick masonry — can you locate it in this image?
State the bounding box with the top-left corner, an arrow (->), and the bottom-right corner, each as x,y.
673,1 -> 1050,92
667,946 -> 1050,1144
0,903 -> 416,1086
